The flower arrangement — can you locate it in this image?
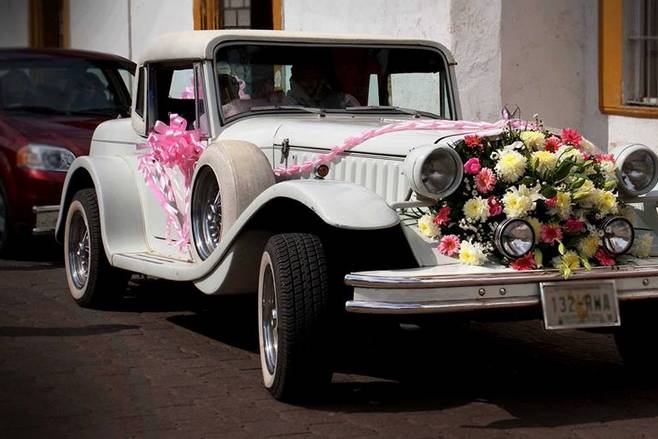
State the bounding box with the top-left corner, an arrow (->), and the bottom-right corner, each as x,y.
417,118 -> 638,278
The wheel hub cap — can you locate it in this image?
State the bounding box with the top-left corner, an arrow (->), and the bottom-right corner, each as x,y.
261,264 -> 278,375
68,211 -> 90,289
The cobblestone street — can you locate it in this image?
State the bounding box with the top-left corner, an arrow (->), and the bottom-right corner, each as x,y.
2,245 -> 658,439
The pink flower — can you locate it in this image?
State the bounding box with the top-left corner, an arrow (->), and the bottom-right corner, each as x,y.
561,128 -> 582,147
540,223 -> 563,244
595,248 -> 616,266
438,235 -> 461,256
564,218 -> 585,233
545,136 -> 562,153
464,135 -> 483,148
544,197 -> 557,208
595,153 -> 615,163
487,196 -> 503,216
510,253 -> 537,271
463,158 -> 481,175
475,168 -> 497,193
433,206 -> 452,227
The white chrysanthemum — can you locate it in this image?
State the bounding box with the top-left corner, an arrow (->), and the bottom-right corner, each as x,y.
520,131 -> 546,150
502,185 -> 537,218
580,138 -> 597,154
495,149 -> 527,183
573,179 -> 596,205
598,160 -> 617,186
631,232 -> 654,258
593,190 -> 618,215
463,196 -> 489,222
459,240 -> 487,266
556,144 -> 585,164
548,191 -> 572,220
418,214 -> 440,238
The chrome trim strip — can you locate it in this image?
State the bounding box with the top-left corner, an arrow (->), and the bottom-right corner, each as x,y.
345,265 -> 658,289
344,290 -> 658,315
32,205 -> 60,213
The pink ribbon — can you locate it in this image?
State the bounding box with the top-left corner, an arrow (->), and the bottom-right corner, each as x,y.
137,114 -> 206,250
274,117 -> 531,177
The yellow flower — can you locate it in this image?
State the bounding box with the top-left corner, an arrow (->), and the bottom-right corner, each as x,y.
495,149 -> 527,183
631,232 -> 654,258
527,217 -> 542,243
502,187 -> 535,218
549,191 -> 572,220
577,234 -> 601,258
463,197 -> 489,222
459,241 -> 487,266
552,250 -> 581,278
531,150 -> 557,174
573,179 -> 595,204
418,214 -> 440,238
520,131 -> 546,150
595,190 -> 618,215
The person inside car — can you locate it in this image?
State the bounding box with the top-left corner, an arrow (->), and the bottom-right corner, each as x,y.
285,62 -> 359,109
68,73 -> 109,112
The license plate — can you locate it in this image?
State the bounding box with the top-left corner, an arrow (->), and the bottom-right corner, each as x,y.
540,280 -> 620,330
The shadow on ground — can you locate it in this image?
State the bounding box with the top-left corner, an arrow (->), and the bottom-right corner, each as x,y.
0,235 -> 63,270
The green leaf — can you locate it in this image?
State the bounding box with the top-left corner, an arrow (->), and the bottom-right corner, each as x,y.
534,249 -> 543,268
558,241 -> 565,255
540,186 -> 557,198
563,266 -> 572,279
520,176 -> 536,186
553,160 -> 574,182
604,180 -> 617,190
571,178 -> 587,189
581,257 -> 591,270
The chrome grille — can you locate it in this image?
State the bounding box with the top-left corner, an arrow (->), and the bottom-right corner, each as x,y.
288,150 -> 409,203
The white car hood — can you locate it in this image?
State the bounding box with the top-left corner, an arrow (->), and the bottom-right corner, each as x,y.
220,115 -> 476,156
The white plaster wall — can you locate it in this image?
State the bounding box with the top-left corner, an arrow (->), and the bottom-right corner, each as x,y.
501,1 -> 585,132
450,0 -> 502,121
130,0 -> 194,62
69,0 -> 130,58
283,0 -> 452,44
608,116 -> 658,150
0,0 -> 29,47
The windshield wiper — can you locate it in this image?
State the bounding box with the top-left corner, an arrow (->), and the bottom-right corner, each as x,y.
345,105 -> 444,120
69,108 -> 122,116
249,105 -> 325,115
2,105 -> 66,115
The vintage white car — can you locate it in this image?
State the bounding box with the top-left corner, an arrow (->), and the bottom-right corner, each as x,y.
56,30 -> 658,401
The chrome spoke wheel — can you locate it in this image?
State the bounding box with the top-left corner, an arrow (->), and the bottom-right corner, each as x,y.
68,211 -> 90,289
261,261 -> 278,376
192,166 -> 221,260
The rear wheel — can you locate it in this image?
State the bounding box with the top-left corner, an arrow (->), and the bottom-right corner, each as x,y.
258,233 -> 333,401
64,189 -> 130,307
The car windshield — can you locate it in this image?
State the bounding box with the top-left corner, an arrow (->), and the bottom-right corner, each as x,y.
0,58 -> 133,117
215,43 -> 453,120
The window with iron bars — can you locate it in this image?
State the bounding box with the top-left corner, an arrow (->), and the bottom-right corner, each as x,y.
624,0 -> 658,107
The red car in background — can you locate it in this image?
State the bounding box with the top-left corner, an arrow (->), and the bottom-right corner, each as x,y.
0,49 -> 135,254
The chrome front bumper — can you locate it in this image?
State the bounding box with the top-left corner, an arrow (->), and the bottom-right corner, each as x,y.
344,263 -> 658,315
32,205 -> 59,234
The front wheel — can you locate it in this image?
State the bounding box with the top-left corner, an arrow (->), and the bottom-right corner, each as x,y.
64,189 -> 130,307
258,233 -> 333,401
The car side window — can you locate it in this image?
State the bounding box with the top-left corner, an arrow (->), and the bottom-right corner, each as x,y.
148,63 -> 197,130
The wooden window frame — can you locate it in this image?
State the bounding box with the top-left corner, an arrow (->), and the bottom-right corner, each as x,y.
600,0 -> 658,118
28,0 -> 69,48
193,0 -> 282,30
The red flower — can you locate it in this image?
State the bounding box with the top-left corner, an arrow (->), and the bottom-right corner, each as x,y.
464,134 -> 483,148
561,128 -> 582,147
487,196 -> 503,216
594,153 -> 615,163
595,248 -> 616,266
433,206 -> 452,227
463,157 -> 481,175
540,223 -> 563,244
475,168 -> 497,193
438,235 -> 461,256
545,136 -> 562,152
510,252 -> 537,270
564,218 -> 585,233
544,197 -> 557,208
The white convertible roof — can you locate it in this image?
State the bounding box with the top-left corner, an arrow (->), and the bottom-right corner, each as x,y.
138,29 -> 455,64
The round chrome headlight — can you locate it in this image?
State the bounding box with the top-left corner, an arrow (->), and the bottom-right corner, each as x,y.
494,219 -> 535,259
616,144 -> 658,196
602,216 -> 634,255
404,145 -> 463,200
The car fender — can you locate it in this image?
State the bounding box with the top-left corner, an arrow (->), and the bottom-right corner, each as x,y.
55,156 -> 145,256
